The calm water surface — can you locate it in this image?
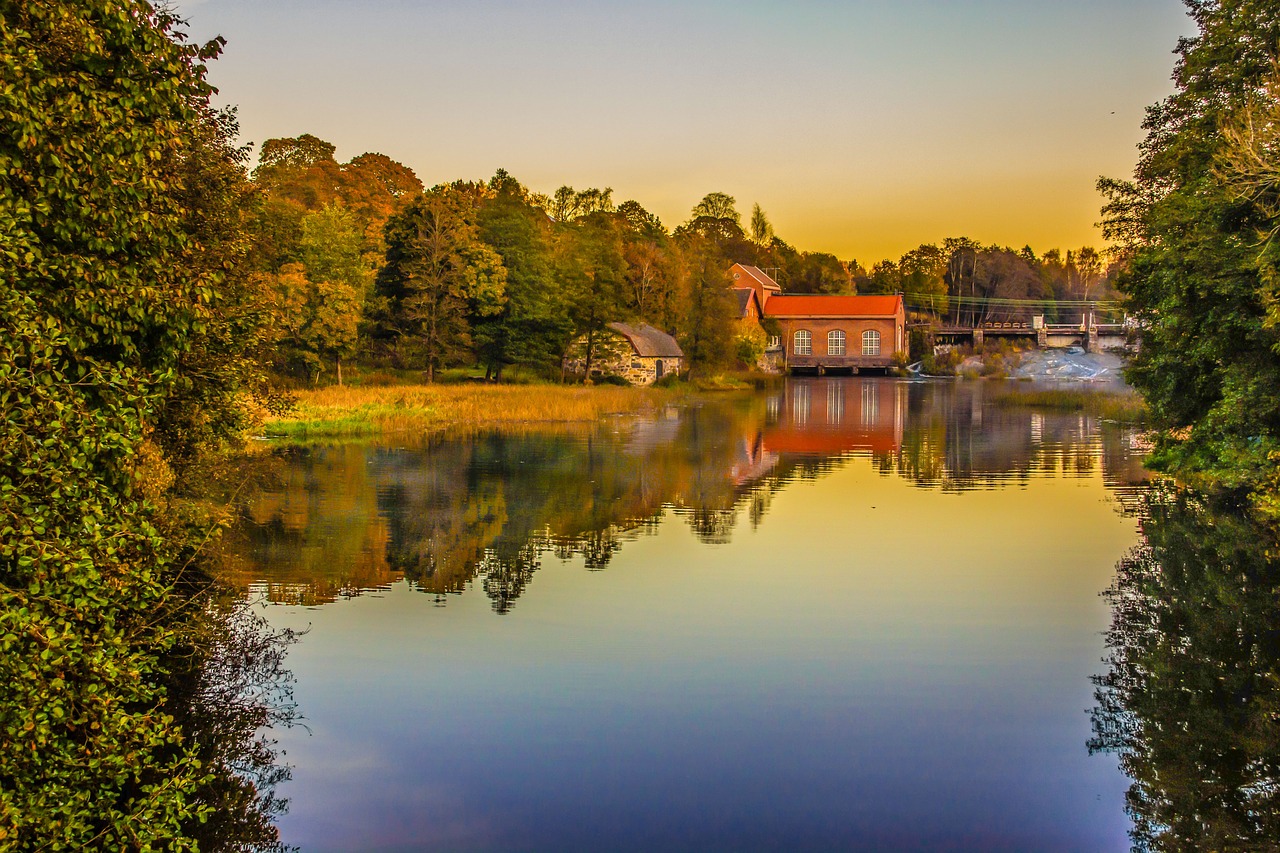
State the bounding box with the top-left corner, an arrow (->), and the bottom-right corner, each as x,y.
229,379 -> 1154,851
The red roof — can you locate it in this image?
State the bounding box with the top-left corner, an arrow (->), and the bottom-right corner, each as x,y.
764,294 -> 902,318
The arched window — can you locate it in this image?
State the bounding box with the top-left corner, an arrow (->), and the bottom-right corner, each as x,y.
862,329 -> 881,356
827,329 -> 846,356
793,330 -> 812,355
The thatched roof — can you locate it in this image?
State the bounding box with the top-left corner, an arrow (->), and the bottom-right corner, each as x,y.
608,322 -> 683,358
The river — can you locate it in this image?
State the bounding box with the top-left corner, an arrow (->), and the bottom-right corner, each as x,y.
225,377 -> 1159,851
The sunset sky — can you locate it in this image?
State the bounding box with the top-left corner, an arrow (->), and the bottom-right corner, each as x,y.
176,0 -> 1195,263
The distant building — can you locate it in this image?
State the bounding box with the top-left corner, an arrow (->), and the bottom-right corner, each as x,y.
563,322 -> 684,385
766,294 -> 906,372
726,263 -> 907,373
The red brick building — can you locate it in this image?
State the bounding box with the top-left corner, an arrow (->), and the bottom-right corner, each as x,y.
764,294 -> 906,372
729,263 -> 781,310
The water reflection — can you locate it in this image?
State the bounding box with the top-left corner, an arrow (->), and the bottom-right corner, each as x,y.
228,378 -> 1149,610
1091,484 -> 1280,851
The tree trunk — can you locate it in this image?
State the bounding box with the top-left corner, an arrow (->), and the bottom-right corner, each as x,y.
336,356 -> 343,387
582,330 -> 595,385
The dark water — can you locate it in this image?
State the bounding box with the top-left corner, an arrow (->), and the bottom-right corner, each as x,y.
226,378 -> 1177,851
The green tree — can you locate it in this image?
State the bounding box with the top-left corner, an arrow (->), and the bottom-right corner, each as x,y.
259,205 -> 367,383
474,170 -> 572,378
1,1 -> 289,848
1099,0 -> 1280,499
860,259 -> 900,295
616,200 -> 680,329
898,243 -> 950,317
556,211 -> 630,382
1217,70 -> 1280,336
749,203 -> 774,246
548,185 -> 614,221
788,251 -> 850,295
678,238 -> 735,375
377,185 -> 507,381
691,191 -> 740,223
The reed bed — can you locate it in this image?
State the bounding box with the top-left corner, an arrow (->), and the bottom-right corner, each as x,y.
261,383 -> 673,439
995,386 -> 1149,423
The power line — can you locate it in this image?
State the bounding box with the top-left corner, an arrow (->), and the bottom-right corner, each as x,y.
900,293 -> 1123,310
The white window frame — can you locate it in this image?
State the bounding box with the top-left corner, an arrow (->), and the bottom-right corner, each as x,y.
862,329 -> 881,356
793,330 -> 812,356
827,329 -> 846,356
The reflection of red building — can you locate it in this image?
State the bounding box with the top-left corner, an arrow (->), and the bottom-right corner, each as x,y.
763,379 -> 906,456
730,434 -> 779,485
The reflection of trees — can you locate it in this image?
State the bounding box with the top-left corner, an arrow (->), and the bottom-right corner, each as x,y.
173,597 -> 297,852
233,406 -> 774,612
479,547 -> 540,614
151,527 -> 298,852
1090,484 -> 1280,851
879,383 -> 1148,492
230,382 -> 1149,613
683,508 -> 738,544
226,445 -> 398,604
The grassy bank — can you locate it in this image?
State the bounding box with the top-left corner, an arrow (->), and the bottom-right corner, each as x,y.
994,387 -> 1148,423
260,383 -> 677,439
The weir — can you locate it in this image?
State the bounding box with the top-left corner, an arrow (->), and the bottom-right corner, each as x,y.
920,312 -> 1128,353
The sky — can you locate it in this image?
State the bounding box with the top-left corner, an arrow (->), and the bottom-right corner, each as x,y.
175,0 -> 1196,263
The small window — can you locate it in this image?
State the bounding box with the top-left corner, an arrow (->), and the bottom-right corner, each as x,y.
631,360 -> 643,369
793,330 -> 812,356
768,335 -> 780,349
862,329 -> 881,356
828,329 -> 846,356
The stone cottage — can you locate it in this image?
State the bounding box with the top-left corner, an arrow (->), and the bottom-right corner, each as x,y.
563,322 -> 684,385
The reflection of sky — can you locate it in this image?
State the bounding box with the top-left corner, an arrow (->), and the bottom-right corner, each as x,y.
264,453 -> 1137,851
172,0 -> 1193,262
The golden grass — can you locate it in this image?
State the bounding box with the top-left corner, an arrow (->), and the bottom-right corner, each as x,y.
995,386 -> 1149,423
261,383 -> 676,439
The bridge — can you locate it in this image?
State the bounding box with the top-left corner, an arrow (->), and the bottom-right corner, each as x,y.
917,313 -> 1129,353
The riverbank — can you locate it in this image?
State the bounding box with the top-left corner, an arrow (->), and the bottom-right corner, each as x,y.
259,383 -> 677,439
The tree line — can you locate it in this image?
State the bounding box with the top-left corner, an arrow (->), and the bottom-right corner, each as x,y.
245,136 -> 1123,384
